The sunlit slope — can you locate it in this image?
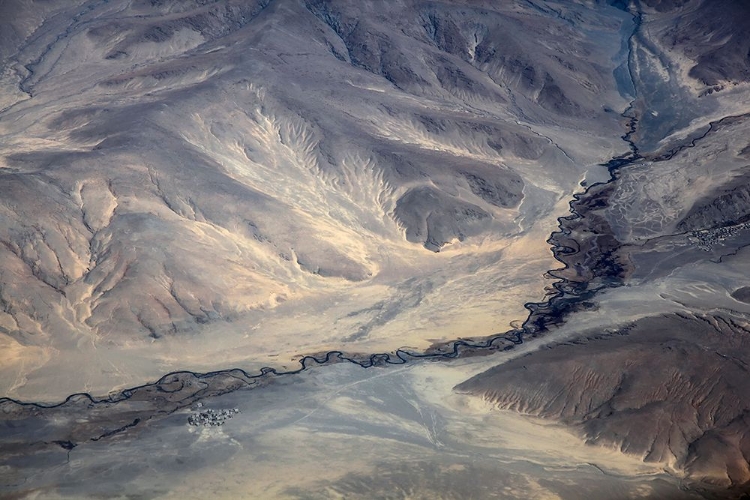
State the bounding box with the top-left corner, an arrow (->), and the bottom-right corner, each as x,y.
0,0 -> 633,399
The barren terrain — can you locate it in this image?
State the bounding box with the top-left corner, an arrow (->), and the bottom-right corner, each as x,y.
2,0 -> 750,498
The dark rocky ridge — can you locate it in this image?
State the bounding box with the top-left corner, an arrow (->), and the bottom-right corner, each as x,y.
457,312 -> 750,492
677,171 -> 750,233
731,287 -> 750,304
394,186 -> 492,252
644,0 -> 750,86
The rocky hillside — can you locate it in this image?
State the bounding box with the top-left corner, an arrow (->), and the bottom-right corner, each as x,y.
0,0 -> 634,399
457,312 -> 750,488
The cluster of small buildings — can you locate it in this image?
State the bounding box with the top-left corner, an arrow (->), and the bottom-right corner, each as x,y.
689,222 -> 750,251
187,402 -> 240,427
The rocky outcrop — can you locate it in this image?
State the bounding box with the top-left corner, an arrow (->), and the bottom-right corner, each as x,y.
457,312 -> 750,488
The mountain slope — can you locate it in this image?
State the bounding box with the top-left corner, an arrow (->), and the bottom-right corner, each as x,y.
0,0 -> 634,399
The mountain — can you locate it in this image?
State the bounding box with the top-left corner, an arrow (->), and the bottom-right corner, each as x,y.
0,0 -> 633,399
